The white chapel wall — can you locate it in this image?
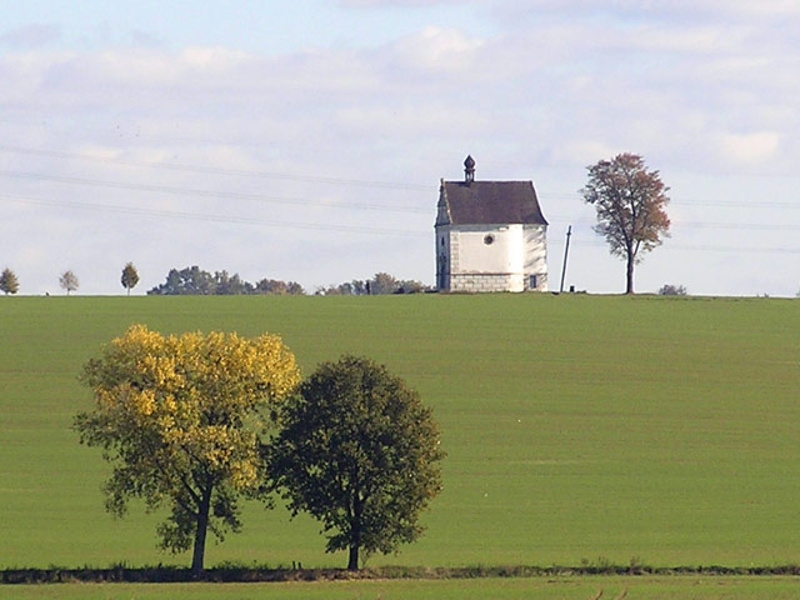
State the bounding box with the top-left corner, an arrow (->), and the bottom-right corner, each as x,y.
447,225 -> 524,292
524,224 -> 548,291
454,225 -> 521,274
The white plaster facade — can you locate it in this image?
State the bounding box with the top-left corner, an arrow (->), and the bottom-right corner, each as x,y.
436,224 -> 548,292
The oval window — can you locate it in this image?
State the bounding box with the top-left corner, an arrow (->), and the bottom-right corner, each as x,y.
483,234 -> 495,245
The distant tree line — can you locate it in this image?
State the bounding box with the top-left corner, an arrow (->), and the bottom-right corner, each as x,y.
147,266 -> 305,296
316,272 -> 429,296
147,266 -> 429,296
658,283 -> 687,296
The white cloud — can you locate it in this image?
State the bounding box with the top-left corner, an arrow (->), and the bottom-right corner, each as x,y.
388,26 -> 485,75
553,141 -> 619,167
718,132 -> 781,165
489,0 -> 800,21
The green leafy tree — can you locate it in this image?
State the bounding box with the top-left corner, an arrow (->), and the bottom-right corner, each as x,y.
396,279 -> 427,294
214,270 -> 247,295
0,267 -> 19,295
267,355 -> 445,571
74,324 -> 301,578
59,270 -> 79,295
581,153 -> 671,294
121,262 -> 140,295
148,266 -> 216,295
369,272 -> 399,295
255,278 -> 305,295
658,283 -> 687,296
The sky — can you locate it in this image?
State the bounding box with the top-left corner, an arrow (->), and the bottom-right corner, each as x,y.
1,0 -> 799,296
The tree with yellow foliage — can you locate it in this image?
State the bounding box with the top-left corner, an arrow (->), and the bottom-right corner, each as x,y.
74,324 -> 300,578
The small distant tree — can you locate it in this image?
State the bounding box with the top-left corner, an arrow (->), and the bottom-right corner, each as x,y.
0,267 -> 19,295
266,355 -> 445,571
581,153 -> 671,294
74,325 -> 301,578
396,279 -> 427,294
148,266 -> 216,295
121,262 -> 140,295
349,280 -> 368,296
316,280 -> 370,296
658,284 -> 687,296
285,281 -> 304,295
255,278 -> 306,295
59,270 -> 79,295
370,272 -> 399,295
214,270 -> 247,295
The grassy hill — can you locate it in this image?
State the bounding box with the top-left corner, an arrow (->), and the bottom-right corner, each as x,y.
2,293 -> 799,569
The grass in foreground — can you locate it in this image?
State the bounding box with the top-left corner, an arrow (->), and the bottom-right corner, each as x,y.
2,294 -> 800,569
4,576 -> 800,600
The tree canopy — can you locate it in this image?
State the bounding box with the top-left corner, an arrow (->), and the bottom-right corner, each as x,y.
74,324 -> 301,577
658,283 -> 687,296
145,265 -> 426,296
581,153 -> 670,294
0,267 -> 19,295
267,355 -> 445,570
59,270 -> 79,295
121,262 -> 140,295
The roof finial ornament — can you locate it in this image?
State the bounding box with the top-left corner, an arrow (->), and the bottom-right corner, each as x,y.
464,155 -> 475,185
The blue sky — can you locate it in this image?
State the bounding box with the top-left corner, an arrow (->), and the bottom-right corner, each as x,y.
2,0 -> 799,296
1,1 -> 494,53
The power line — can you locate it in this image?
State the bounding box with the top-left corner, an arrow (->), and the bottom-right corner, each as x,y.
6,144 -> 800,212
545,213 -> 799,232
7,192 -> 798,254
3,144 -> 800,211
0,144 -> 430,191
0,169 -> 429,214
563,239 -> 800,254
5,167 -> 799,231
1,194 -> 429,237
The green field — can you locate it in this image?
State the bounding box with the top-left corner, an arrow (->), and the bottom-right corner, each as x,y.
4,576 -> 800,600
2,294 -> 800,572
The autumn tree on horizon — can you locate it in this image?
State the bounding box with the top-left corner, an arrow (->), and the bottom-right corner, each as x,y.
59,270 -> 79,295
120,262 -> 140,295
581,153 -> 671,294
0,267 -> 19,295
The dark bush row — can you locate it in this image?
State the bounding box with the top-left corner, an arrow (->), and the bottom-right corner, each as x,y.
5,563 -> 800,584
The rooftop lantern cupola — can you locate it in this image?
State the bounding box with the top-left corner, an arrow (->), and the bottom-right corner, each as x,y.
464,155 -> 475,185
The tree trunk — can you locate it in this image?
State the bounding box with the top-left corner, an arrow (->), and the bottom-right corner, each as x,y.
347,494 -> 362,571
625,252 -> 635,295
347,543 -> 359,571
191,485 -> 212,579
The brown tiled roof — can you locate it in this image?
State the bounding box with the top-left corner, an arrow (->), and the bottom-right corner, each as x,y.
437,180 -> 548,226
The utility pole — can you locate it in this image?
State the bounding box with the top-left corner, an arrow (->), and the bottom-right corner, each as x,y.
559,225 -> 572,293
